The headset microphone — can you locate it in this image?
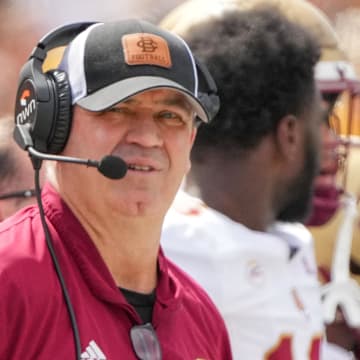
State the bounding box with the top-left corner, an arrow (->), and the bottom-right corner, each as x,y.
14,124 -> 128,180
96,155 -> 128,180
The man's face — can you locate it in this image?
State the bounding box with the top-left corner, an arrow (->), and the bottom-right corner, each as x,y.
277,88 -> 324,222
58,88 -> 197,217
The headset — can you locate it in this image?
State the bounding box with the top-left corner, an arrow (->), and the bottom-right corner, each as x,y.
13,21 -> 220,360
14,22 -> 98,360
14,22 -> 97,155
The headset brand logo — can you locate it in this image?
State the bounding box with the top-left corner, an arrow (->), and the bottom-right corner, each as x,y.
122,33 -> 172,68
16,88 -> 36,125
20,89 -> 31,106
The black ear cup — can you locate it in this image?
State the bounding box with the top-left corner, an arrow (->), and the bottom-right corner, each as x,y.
14,22 -> 97,154
195,57 -> 220,122
46,70 -> 72,154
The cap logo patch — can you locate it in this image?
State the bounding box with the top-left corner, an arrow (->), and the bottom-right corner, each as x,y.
122,33 -> 172,68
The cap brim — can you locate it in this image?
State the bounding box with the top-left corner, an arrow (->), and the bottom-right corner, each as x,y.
76,76 -> 209,123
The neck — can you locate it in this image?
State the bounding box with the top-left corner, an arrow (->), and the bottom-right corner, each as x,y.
83,211 -> 161,294
187,145 -> 279,231
53,179 -> 162,294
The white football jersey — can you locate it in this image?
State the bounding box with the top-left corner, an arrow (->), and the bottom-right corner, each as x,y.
161,191 -> 325,360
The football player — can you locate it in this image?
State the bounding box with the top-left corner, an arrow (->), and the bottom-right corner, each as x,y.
160,0 -> 360,358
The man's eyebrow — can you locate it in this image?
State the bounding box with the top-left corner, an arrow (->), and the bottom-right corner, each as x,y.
159,97 -> 193,113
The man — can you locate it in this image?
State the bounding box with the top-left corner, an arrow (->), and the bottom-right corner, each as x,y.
0,20 -> 232,359
160,5 -> 326,360
0,115 -> 38,221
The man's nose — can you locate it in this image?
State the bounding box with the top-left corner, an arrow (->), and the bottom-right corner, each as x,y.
125,115 -> 163,147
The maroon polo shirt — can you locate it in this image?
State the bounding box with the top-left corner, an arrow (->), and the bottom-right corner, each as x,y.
0,183 -> 232,359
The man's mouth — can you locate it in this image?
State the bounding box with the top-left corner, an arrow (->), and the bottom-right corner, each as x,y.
127,164 -> 154,172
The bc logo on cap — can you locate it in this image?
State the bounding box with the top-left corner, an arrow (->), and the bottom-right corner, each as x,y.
122,33 -> 172,68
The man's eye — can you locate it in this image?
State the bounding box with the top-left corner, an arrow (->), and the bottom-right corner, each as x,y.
160,111 -> 177,118
158,111 -> 184,123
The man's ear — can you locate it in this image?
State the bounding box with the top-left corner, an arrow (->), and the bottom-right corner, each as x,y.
275,114 -> 301,161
